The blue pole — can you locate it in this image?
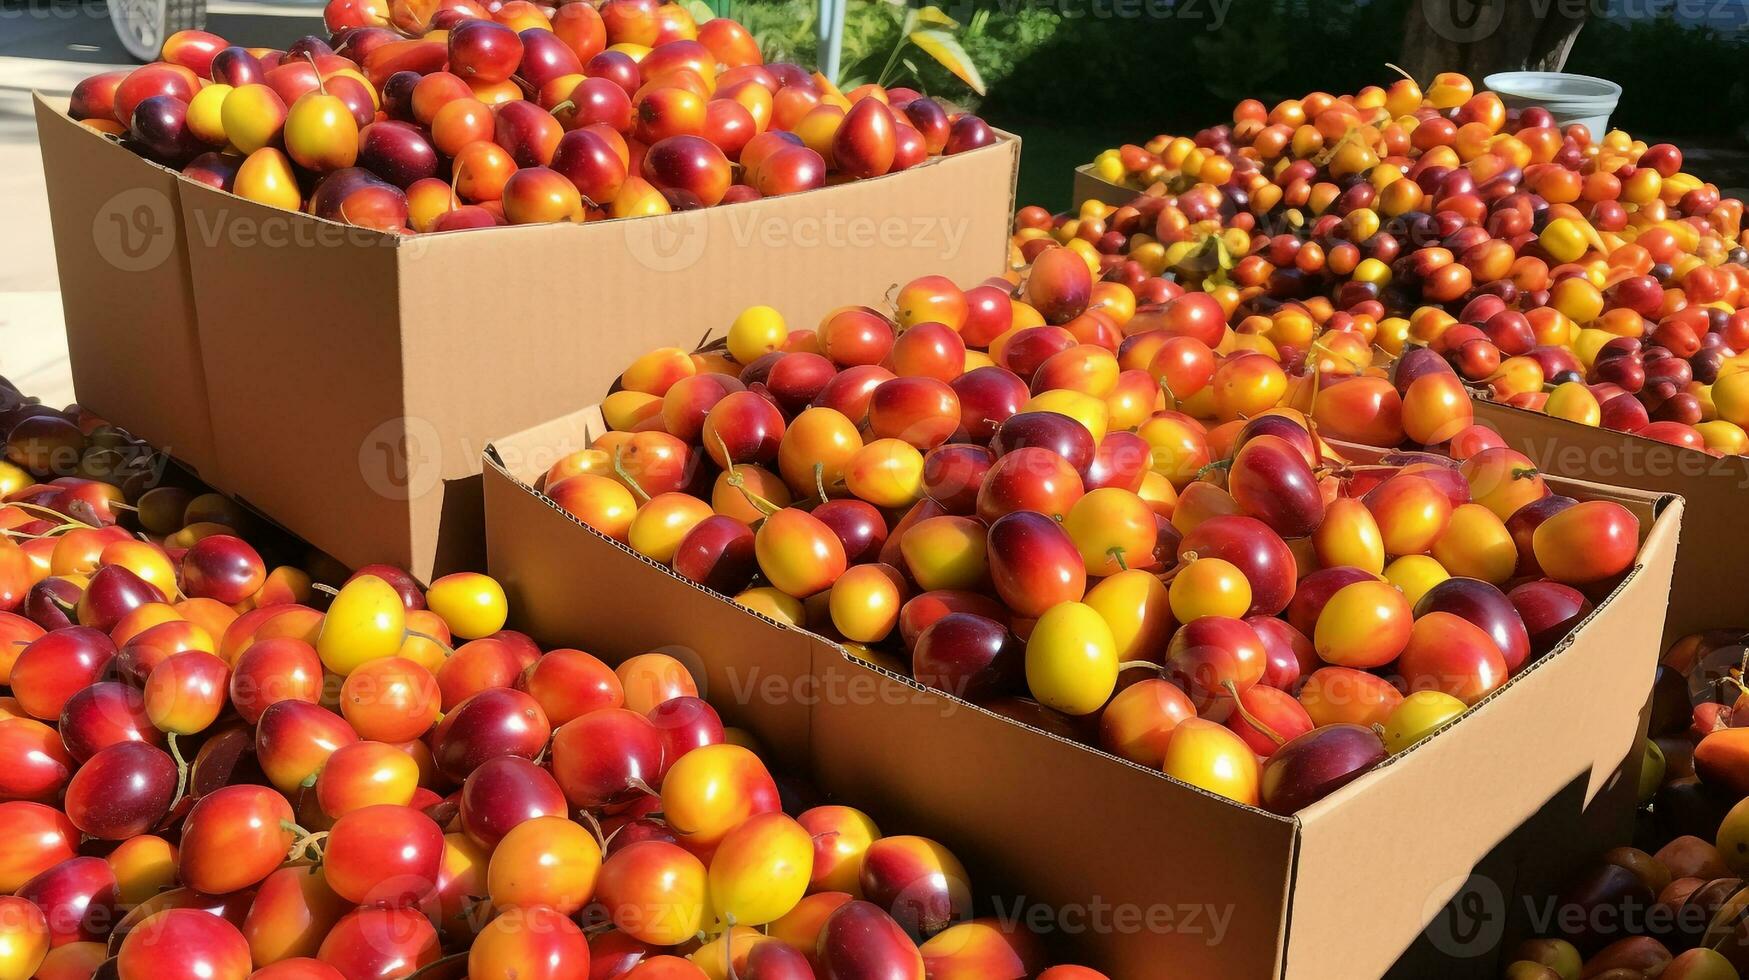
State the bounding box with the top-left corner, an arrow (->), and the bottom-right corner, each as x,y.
819,0 -> 845,84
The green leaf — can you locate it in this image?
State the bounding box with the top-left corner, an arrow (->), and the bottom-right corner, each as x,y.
681,0 -> 715,22
915,5 -> 959,28
908,28 -> 985,95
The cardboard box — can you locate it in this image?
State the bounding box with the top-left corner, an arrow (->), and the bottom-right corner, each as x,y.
37,93 -> 1020,581
1071,162 -> 1142,208
1471,397 -> 1737,642
483,405 -> 1682,979
34,95 -> 221,480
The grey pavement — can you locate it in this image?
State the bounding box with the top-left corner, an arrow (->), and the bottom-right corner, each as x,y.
0,0 -> 320,406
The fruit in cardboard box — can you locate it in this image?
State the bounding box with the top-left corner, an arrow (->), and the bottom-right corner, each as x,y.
0,380 -> 1109,979
74,20 -> 1001,233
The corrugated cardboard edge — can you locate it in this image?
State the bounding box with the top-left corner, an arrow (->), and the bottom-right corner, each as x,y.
1071,163 -> 1142,208
1281,494 -> 1681,980
483,409 -> 1297,976
482,411 -> 1681,977
33,94 -> 222,481
1472,396 -> 1744,640
172,131 -> 1020,581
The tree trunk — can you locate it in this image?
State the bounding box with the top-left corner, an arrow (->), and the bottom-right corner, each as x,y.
1401,0 -> 1590,85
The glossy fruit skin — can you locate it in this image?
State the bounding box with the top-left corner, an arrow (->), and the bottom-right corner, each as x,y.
661,743 -> 782,852
1531,500 -> 1640,585
1398,611 -> 1509,705
12,627 -> 115,720
0,895 -> 48,979
458,755 -> 567,850
817,900 -> 925,980
231,637 -> 325,725
1161,718 -> 1260,806
858,836 -> 971,939
595,841 -> 709,946
117,908 -> 252,980
1260,724 -> 1388,815
1177,516 -> 1296,617
243,865 -> 351,966
1312,580 -> 1412,669
324,804 -> 443,907
256,699 -> 359,793
0,716 -> 72,802
519,648 -> 622,727
1381,691 -> 1467,753
986,511 -> 1086,618
316,906 -> 440,980
1024,601 -> 1117,717
16,855 -> 119,947
1163,616 -> 1266,721
550,707 -> 664,809
488,815 -> 602,915
432,687 -> 552,781
1299,666 -> 1403,728
63,740 -> 176,840
177,784 -> 297,896
912,613 -> 1022,702
1414,577 -> 1532,674
1229,434 -> 1324,537
468,904 -> 590,980
976,447 -> 1085,524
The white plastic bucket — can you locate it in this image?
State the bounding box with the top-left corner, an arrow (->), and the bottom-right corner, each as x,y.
1483,71 -> 1623,140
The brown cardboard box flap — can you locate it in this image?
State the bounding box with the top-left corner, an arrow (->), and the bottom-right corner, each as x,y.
1070,163 -> 1142,208
168,128 -> 1018,581
485,410 -> 1683,979
34,94 -> 220,479
484,409 -> 816,770
806,640 -> 1300,978
1472,397 -> 1737,640
1284,497 -> 1680,978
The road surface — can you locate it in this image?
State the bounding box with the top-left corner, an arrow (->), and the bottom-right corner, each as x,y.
0,0 -> 321,406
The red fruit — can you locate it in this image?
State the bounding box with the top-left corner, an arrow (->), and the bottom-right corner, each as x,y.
832,98 -> 897,179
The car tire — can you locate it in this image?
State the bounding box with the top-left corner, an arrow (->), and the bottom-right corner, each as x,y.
109,0 -> 207,63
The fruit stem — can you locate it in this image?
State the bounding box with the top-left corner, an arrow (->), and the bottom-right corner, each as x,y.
7,501 -> 96,529
304,51 -> 327,97
1193,458 -> 1233,480
404,628 -> 455,657
612,444 -> 653,503
1224,679 -> 1284,746
548,99 -> 575,116
311,582 -> 340,598
714,431 -> 781,517
1157,375 -> 1180,411
627,776 -> 661,801
167,732 -> 189,812
1384,61 -> 1416,85
813,462 -> 830,506
1105,546 -> 1129,572
576,808 -> 606,849
1116,659 -> 1166,676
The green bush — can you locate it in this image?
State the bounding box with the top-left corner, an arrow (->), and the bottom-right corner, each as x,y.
719,0 -> 1749,205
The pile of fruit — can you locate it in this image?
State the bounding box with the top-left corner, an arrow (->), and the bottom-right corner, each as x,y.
1493,628 -> 1749,978
541,251 -> 1646,814
0,382 -> 1109,980
1041,71 -> 1749,455
66,3 -> 996,231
